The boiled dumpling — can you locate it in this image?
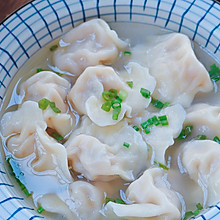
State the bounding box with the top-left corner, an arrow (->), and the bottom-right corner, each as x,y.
68,65 -> 132,126
31,126 -> 72,182
183,103 -> 220,138
54,19 -> 127,76
66,116 -> 148,181
133,104 -> 186,164
104,167 -> 182,220
147,33 -> 213,107
19,71 -> 74,137
0,101 -> 46,158
180,140 -> 220,205
38,181 -> 103,220
119,62 -> 156,114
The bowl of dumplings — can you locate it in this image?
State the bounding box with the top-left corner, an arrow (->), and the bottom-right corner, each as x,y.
0,0 -> 219,219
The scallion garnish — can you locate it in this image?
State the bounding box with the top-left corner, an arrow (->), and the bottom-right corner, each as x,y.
208,64 -> 220,82
50,44 -> 58,51
140,88 -> 151,99
52,132 -> 63,142
126,81 -> 133,88
118,90 -> 127,101
37,206 -> 45,214
101,101 -> 111,112
154,161 -> 169,170
144,127 -> 150,134
36,68 -> 44,73
184,203 -> 203,220
151,115 -> 160,126
151,98 -> 171,109
213,136 -> 220,144
124,51 -> 132,55
105,197 -> 125,205
133,125 -> 139,131
123,142 -> 130,148
158,115 -> 169,126
177,125 -> 193,140
102,90 -> 115,101
6,157 -> 31,197
38,98 -> 61,113
196,134 -> 206,140
111,99 -> 122,109
112,107 -> 121,120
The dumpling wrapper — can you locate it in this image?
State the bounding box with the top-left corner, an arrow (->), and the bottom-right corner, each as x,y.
181,140 -> 220,205
66,117 -> 148,181
54,18 -> 127,76
147,33 -> 213,107
104,167 -> 181,220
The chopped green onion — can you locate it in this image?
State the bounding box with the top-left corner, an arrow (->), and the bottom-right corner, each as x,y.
6,157 -> 31,197
38,98 -> 50,110
37,206 -> 45,214
36,68 -> 44,73
108,89 -> 118,98
144,127 -> 150,134
140,88 -> 151,99
133,125 -> 139,131
50,44 -> 58,51
118,90 -> 127,101
208,64 -> 220,82
105,197 -> 115,204
177,125 -> 193,140
38,98 -> 61,113
52,132 -> 63,142
196,134 -> 207,140
101,101 -> 111,112
151,98 -> 164,109
111,99 -> 121,109
184,203 -> 203,220
151,115 -> 160,126
141,121 -> 149,129
158,115 -> 169,126
105,197 -> 125,205
115,198 -> 126,204
112,107 -> 121,120
123,142 -> 130,148
124,51 -> 132,55
154,161 -> 169,171
49,102 -> 61,113
102,91 -> 115,101
213,136 -> 220,144
54,71 -> 63,76
126,81 -> 133,88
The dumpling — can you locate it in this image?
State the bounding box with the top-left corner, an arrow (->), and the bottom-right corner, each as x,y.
66,116 -> 149,181
38,181 -> 103,220
183,103 -> 220,138
119,62 -> 156,114
19,71 -> 74,137
54,19 -> 127,76
68,65 -> 132,126
31,126 -> 72,182
133,104 -> 186,164
104,167 -> 182,220
68,63 -> 156,126
147,33 -> 213,107
0,101 -> 46,158
180,140 -> 220,205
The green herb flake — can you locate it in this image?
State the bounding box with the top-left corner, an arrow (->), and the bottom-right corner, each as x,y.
208,64 -> 220,82
123,142 -> 130,148
115,198 -> 126,204
151,98 -> 164,109
154,161 -> 169,171
105,197 -> 125,205
140,88 -> 151,99
36,68 -> 44,73
37,206 -> 45,214
38,98 -> 50,110
126,81 -> 133,88
177,125 -> 193,140
158,115 -> 169,126
124,51 -> 132,55
112,107 -> 121,120
52,132 -> 63,142
184,203 -> 203,220
49,102 -> 61,113
118,90 -> 127,101
133,125 -> 139,131
196,134 -> 207,140
50,44 -> 58,51
184,211 -> 194,220
101,101 -> 112,112
213,136 -> 220,144
105,197 -> 115,204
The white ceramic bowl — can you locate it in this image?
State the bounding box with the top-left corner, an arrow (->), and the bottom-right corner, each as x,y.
0,0 -> 219,219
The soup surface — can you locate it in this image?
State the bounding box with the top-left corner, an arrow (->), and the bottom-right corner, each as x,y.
0,19 -> 220,220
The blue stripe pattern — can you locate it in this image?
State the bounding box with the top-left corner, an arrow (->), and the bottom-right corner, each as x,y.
0,1 -> 219,220
192,1 -> 215,40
